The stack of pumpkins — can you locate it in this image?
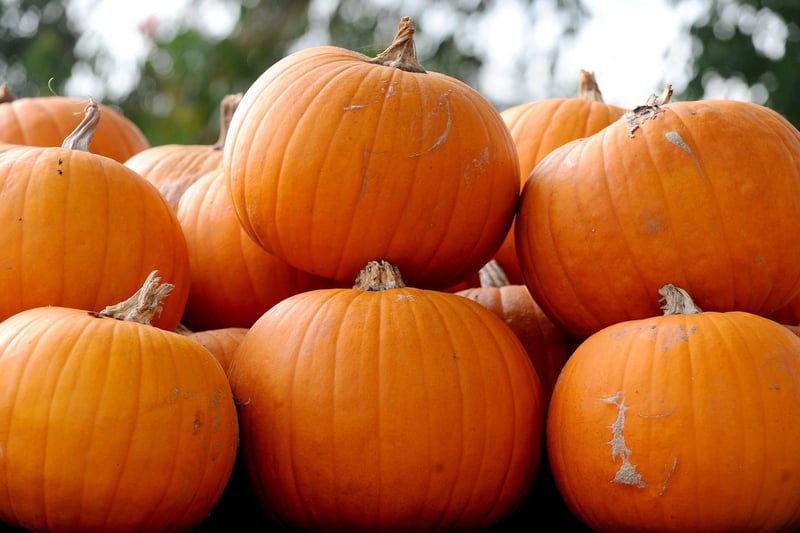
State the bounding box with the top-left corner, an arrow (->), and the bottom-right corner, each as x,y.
2,13 -> 800,533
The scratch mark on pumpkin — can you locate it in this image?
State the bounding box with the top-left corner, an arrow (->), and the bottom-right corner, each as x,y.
660,457 -> 678,495
409,94 -> 451,158
665,131 -> 702,175
343,104 -> 367,111
602,391 -> 647,488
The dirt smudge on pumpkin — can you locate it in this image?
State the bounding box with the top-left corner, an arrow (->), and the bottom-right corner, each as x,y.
602,391 -> 647,488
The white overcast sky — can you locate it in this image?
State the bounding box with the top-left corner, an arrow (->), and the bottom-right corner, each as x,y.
64,0 -> 771,109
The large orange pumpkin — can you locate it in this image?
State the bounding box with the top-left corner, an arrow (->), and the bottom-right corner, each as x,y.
547,284 -> 800,532
494,71 -> 626,283
0,84 -> 149,162
515,88 -> 800,339
176,168 -> 341,331
223,17 -> 520,290
0,99 -> 190,330
0,272 -> 239,533
228,260 -> 545,531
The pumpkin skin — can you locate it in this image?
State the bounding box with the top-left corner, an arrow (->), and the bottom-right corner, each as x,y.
494,70 -> 626,283
0,305 -> 239,533
223,18 -> 520,290
515,97 -> 800,339
125,93 -> 242,210
547,296 -> 800,531
456,282 -> 571,405
227,261 -> 545,531
0,92 -> 148,162
176,169 -> 341,331
186,326 -> 248,374
0,143 -> 191,330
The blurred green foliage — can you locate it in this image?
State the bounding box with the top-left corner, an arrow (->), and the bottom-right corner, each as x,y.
2,0 -> 800,146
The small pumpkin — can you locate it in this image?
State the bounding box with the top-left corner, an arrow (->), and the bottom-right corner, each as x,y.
0,99 -> 190,330
125,93 -> 242,209
223,17 -> 520,290
456,260 -> 572,403
0,271 -> 239,533
184,326 -> 249,374
515,87 -> 800,339
0,84 -> 149,162
547,284 -> 800,531
228,260 -> 545,531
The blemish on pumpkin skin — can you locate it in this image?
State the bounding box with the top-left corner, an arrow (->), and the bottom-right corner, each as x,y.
665,131 -> 703,175
602,391 -> 647,488
409,93 -> 452,158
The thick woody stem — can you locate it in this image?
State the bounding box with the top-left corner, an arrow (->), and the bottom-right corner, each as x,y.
578,69 -> 604,102
369,16 -> 426,73
353,260 -> 407,291
95,270 -> 174,324
658,284 -> 703,316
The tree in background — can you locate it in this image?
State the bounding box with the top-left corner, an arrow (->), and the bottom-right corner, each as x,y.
678,0 -> 800,126
2,0 -> 800,145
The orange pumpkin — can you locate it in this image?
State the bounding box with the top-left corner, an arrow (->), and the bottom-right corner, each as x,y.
0,272 -> 239,533
0,84 -> 148,162
547,284 -> 800,531
515,88 -> 800,339
456,260 -> 572,403
0,99 -> 190,330
228,260 -> 545,531
495,70 -> 626,283
125,93 -> 242,209
176,169 -> 341,331
223,17 -> 520,290
185,326 -> 249,374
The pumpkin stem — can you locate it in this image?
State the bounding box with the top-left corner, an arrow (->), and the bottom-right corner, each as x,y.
369,16 -> 426,73
61,97 -> 101,151
0,83 -> 16,103
624,83 -> 673,138
96,270 -> 174,324
212,92 -> 243,150
478,259 -> 510,288
353,260 -> 407,291
578,69 -> 605,102
658,284 -> 702,316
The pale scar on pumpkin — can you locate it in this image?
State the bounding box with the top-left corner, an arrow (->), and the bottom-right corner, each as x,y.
603,391 -> 679,494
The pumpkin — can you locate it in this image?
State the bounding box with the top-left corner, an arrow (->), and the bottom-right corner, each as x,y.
176,168 -> 341,331
547,284 -> 800,532
0,271 -> 239,533
0,83 -> 149,162
515,87 -> 800,339
223,17 -> 520,290
227,260 -> 545,531
494,70 -> 626,284
0,99 -> 190,330
184,326 -> 249,374
125,93 -> 242,210
456,260 -> 572,404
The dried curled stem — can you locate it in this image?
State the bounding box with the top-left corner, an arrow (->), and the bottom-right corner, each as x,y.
354,260 -> 407,291
578,69 -> 604,102
658,284 -> 702,316
624,84 -> 673,138
212,92 -> 243,150
369,16 -> 426,73
61,97 -> 101,151
95,270 -> 174,324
